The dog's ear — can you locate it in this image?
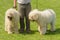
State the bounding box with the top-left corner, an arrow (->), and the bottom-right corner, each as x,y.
31,14 -> 39,21
34,14 -> 38,20
15,10 -> 21,17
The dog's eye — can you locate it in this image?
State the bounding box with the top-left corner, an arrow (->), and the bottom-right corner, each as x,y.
8,16 -> 10,18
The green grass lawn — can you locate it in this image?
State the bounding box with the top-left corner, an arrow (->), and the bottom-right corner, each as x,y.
0,0 -> 60,40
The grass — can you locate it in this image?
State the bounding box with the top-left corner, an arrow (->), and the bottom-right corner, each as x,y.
0,0 -> 60,40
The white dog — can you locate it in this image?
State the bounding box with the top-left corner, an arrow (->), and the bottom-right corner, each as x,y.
29,9 -> 56,35
5,8 -> 20,34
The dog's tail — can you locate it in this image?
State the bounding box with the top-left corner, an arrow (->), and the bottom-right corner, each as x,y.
48,9 -> 55,15
48,9 -> 56,17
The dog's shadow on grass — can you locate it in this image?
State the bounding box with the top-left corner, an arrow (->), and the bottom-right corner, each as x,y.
19,28 -> 60,35
46,28 -> 60,35
19,30 -> 38,35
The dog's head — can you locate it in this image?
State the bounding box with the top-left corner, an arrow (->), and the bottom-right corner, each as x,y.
29,9 -> 39,21
6,8 -> 20,21
6,8 -> 21,21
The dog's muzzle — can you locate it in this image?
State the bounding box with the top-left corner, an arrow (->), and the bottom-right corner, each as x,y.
29,19 -> 35,21
32,20 -> 35,21
8,16 -> 12,21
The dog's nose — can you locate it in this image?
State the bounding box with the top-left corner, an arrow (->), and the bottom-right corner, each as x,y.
8,16 -> 12,20
9,17 -> 12,20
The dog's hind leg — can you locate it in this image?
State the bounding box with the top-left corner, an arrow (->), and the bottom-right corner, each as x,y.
14,24 -> 19,34
50,21 -> 55,32
14,27 -> 19,34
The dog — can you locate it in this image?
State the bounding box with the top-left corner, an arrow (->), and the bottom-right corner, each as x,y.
5,8 -> 20,34
29,9 -> 56,35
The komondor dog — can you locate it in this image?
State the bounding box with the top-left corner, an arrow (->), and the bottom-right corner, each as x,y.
29,9 -> 56,35
5,8 -> 20,34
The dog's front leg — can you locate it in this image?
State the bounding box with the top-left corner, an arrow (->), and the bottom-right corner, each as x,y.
7,26 -> 13,34
39,24 -> 47,35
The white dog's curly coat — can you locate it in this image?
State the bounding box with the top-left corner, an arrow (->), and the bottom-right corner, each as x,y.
29,9 -> 56,35
5,8 -> 20,34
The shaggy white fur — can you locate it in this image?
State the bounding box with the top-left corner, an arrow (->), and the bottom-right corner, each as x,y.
5,8 -> 20,34
29,9 -> 56,35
